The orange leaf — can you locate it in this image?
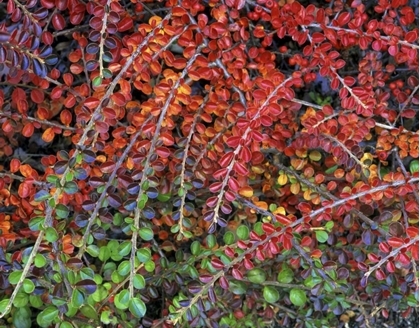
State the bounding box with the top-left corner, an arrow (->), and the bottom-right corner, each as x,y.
42,128 -> 55,143
22,123 -> 34,137
20,164 -> 33,178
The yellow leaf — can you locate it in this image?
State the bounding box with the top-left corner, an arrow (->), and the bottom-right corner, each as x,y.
277,173 -> 288,186
239,186 -> 253,198
309,150 -> 322,161
273,207 -> 286,215
290,183 -> 301,195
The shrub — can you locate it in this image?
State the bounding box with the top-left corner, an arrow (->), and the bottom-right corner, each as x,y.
0,0 -> 418,327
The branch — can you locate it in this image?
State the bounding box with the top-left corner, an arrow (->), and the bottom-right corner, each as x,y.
364,236 -> 419,280
129,45 -> 205,298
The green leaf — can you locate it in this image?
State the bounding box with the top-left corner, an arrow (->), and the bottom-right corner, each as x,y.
0,298 -> 10,314
63,181 -> 78,195
410,159 -> 419,174
229,280 -> 247,295
290,288 -> 307,306
144,260 -> 155,273
36,306 -> 58,327
325,165 -> 338,174
137,194 -> 148,209
206,234 -> 216,248
34,254 -> 47,268
247,268 -> 267,284
136,248 -> 151,262
129,297 -> 147,318
12,306 -> 31,328
277,267 -> 294,283
190,241 -> 201,256
13,293 -> 29,307
325,221 -> 334,232
133,274 -> 145,289
80,304 -> 98,319
55,204 -> 69,219
236,225 -> 249,240
9,270 -> 23,284
114,290 -> 130,310
223,231 -> 235,244
92,76 -> 102,87
99,247 -> 110,262
139,227 -> 153,241
86,245 -> 99,257
263,286 -> 279,303
29,217 -> 45,231
118,241 -> 131,256
45,227 -> 59,242
60,322 -> 73,328
22,279 -> 35,293
315,231 -> 328,243
71,289 -> 84,308
117,261 -> 131,276
157,193 -> 171,202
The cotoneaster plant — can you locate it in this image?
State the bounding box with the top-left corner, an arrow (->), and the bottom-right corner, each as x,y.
0,0 -> 418,327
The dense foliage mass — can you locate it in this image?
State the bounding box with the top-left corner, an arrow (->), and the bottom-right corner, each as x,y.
0,0 -> 418,327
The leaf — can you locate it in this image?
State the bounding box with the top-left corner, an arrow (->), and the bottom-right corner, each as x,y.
9,271 -> 23,284
139,227 -> 153,241
410,160 -> 419,174
45,227 -> 59,242
263,286 -> 279,303
315,231 -> 328,243
63,181 -> 78,195
129,297 -> 146,318
247,268 -> 267,284
114,290 -> 130,310
36,306 -> 58,326
290,289 -> 307,306
42,128 -> 55,143
133,274 -> 145,289
277,267 -> 294,283
75,279 -> 97,294
236,225 -> 249,240
34,190 -> 50,202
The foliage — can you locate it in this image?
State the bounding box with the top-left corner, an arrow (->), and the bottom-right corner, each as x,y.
0,0 -> 418,327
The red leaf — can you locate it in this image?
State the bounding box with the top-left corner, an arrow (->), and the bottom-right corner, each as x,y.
262,223 -> 275,234
219,276 -> 229,289
22,123 -> 34,137
211,259 -> 225,270
228,178 -> 240,192
387,237 -> 404,248
406,227 -> 419,238
275,214 -> 292,225
375,268 -> 386,280
249,231 -> 261,241
301,236 -> 312,247
232,268 -> 243,280
233,162 -> 249,176
117,17 -> 133,32
209,182 -> 223,193
219,152 -> 234,167
239,147 -> 252,163
337,12 -> 351,26
243,258 -> 254,270
226,136 -> 241,148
